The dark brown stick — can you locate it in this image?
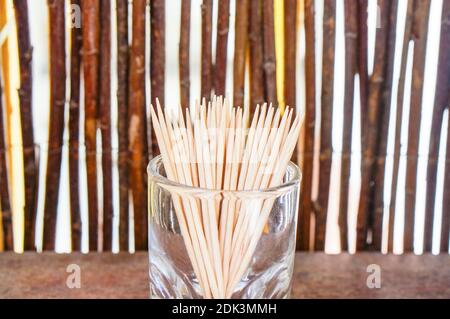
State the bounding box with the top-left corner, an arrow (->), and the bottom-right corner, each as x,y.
69,0 -> 83,251
284,0 -> 298,169
150,0 -> 164,158
339,0 -> 358,252
284,0 -> 297,109
370,0 -> 398,251
423,0 -> 450,252
214,0 -> 230,98
314,0 -> 335,251
129,0 -> 148,250
82,0 -> 100,252
403,0 -> 431,252
441,93 -> 450,253
14,0 -> 36,250
357,0 -> 391,251
0,70 -> 13,251
99,0 -> 112,251
297,0 -> 315,251
150,0 -> 165,106
43,0 -> 66,251
201,0 -> 213,100
249,0 -> 264,110
357,0 -> 368,139
388,0 -> 415,252
179,0 -> 191,107
262,0 -> 277,105
233,0 -> 249,107
116,0 -> 129,252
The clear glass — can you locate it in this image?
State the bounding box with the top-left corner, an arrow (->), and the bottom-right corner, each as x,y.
148,155 -> 301,299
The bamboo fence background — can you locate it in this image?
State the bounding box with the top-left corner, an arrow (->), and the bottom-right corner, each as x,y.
0,0 -> 449,255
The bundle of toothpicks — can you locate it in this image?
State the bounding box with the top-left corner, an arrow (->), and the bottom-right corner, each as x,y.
150,96 -> 303,298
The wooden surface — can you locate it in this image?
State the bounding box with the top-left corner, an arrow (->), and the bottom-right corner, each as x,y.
0,252 -> 449,299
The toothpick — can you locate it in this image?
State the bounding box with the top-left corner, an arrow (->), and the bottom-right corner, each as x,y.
150,96 -> 304,299
150,105 -> 211,298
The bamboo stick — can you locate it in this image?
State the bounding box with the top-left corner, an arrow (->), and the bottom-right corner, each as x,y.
423,0 -> 450,252
283,0 -> 297,110
314,0 -> 335,251
262,0 -> 277,105
357,0 -> 391,251
297,0 -> 315,251
43,0 -> 66,251
233,0 -> 249,107
0,70 -> 13,251
0,0 -> 13,252
424,111 -> 444,251
284,0 -> 298,194
82,0 -> 100,251
297,0 -> 304,170
129,0 -> 148,250
441,93 -> 450,253
388,0 -> 414,252
273,0 -> 284,110
150,0 -> 165,159
357,0 -> 368,137
0,1 -> 15,223
249,0 -> 264,110
201,0 -> 212,100
179,0 -> 191,107
116,0 -> 129,252
69,0 -> 82,251
339,0 -> 358,252
214,0 -> 230,98
403,0 -> 431,252
99,0 -> 112,251
13,0 -> 36,250
370,0 -> 398,250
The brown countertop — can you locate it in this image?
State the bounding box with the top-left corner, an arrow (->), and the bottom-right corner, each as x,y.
0,252 -> 449,298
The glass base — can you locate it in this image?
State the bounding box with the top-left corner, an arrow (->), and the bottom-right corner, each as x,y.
149,220 -> 296,299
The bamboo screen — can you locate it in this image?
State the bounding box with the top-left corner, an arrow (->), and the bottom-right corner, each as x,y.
0,0 -> 449,254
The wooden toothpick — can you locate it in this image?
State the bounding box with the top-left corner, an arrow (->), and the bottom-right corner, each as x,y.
150,96 -> 303,299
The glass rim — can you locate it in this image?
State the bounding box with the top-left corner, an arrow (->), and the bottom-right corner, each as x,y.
147,154 -> 301,196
